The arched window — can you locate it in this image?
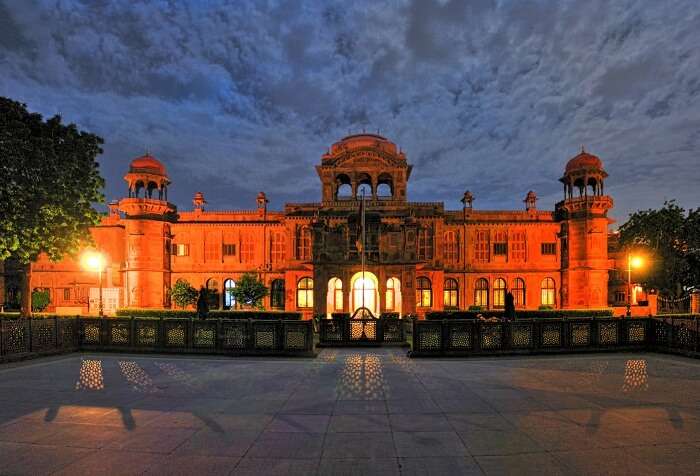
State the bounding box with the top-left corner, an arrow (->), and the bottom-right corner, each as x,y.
541,278 -> 556,306
513,278 -> 526,307
474,278 -> 489,308
493,278 -> 506,308
336,174 -> 352,199
271,279 -> 285,309
206,278 -> 220,309
297,277 -> 314,308
296,227 -> 312,260
223,279 -> 236,309
444,278 -> 458,309
443,231 -> 458,264
386,277 -> 401,312
327,277 -> 343,313
416,277 -> 432,308
377,173 -> 393,198
356,173 -> 372,198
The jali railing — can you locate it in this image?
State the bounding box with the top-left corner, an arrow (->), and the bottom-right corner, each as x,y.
319,318 -> 408,346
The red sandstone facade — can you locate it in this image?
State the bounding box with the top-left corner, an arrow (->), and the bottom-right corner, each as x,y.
3,134 -> 616,318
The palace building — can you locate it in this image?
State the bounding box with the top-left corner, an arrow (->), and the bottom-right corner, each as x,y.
2,133 -> 615,318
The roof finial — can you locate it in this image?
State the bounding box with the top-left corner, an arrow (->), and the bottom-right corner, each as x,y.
581,144 -> 585,153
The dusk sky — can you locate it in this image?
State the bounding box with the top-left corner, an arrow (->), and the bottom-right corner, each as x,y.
1,0 -> 698,224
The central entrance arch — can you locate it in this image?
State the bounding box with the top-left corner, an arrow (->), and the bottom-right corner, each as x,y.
350,271 -> 379,318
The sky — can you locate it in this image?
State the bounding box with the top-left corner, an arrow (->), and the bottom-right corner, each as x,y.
1,0 -> 699,224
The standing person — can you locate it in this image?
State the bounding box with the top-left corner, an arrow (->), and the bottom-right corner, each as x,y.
504,290 -> 516,320
196,286 -> 209,320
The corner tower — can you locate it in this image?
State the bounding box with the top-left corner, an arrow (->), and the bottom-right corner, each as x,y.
118,154 -> 177,308
556,149 -> 613,308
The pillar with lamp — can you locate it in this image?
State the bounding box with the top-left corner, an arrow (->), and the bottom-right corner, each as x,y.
626,252 -> 644,317
81,251 -> 106,317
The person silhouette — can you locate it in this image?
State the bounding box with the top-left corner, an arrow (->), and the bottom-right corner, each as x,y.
196,286 -> 209,320
504,289 -> 516,320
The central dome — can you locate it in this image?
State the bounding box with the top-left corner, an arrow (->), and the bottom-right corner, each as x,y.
129,154 -> 167,176
565,150 -> 603,174
329,133 -> 400,157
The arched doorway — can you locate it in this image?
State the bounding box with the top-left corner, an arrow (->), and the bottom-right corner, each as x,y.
350,271 -> 379,318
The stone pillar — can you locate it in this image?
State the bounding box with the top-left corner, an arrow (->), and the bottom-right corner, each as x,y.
647,293 -> 658,316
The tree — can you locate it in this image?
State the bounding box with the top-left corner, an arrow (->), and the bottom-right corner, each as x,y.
0,98 -> 105,316
228,273 -> 269,309
618,200 -> 700,296
169,279 -> 198,309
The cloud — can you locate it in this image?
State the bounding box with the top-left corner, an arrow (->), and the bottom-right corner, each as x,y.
0,0 -> 698,221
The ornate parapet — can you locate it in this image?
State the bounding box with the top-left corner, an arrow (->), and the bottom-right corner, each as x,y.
118,197 -> 177,219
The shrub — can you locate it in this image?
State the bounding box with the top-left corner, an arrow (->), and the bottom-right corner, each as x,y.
538,305 -> 555,310
331,312 -> 350,319
169,279 -> 198,309
426,309 -> 614,320
228,273 -> 269,309
31,290 -> 50,312
468,305 -> 483,311
115,308 -> 302,320
380,312 -> 400,319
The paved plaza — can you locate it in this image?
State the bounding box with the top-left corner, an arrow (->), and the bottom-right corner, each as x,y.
1,350 -> 700,475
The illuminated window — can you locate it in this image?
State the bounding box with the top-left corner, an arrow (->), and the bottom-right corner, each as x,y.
475,230 -> 490,262
296,227 -> 312,260
297,277 -> 314,308
240,235 -> 254,263
222,244 -> 236,256
416,277 -> 432,308
223,279 -> 236,309
63,288 -> 71,301
513,278 -> 526,307
271,231 -> 286,263
474,278 -> 489,307
510,231 -> 526,261
328,277 -> 343,312
171,243 -> 189,256
417,227 -> 433,260
541,243 -> 557,255
444,278 -> 458,309
386,277 -> 400,311
493,278 -> 506,308
443,231 -> 458,264
541,278 -> 556,306
271,279 -> 285,309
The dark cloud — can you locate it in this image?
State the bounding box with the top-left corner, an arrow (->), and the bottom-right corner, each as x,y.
0,0 -> 698,222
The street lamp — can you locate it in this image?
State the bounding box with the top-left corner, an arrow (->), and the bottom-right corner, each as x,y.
626,253 -> 644,318
82,251 -> 105,317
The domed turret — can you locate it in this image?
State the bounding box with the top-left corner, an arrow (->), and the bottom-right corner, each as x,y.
124,153 -> 170,200
560,147 -> 608,199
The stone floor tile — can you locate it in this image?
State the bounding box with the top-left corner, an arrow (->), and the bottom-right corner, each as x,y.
389,414 -> 452,432
35,423 -> 132,449
433,398 -> 495,414
393,431 -> 468,457
247,431 -> 325,458
233,457 -> 320,475
475,452 -> 569,476
0,419 -> 65,443
551,447 -> 660,475
268,414 -> 330,433
386,399 -> 442,414
328,414 -> 391,432
103,426 -> 196,454
144,454 -> 239,476
446,413 -> 515,432
318,457 -> 400,476
177,428 -> 261,457
323,432 -> 395,459
333,400 -> 388,415
282,399 -> 336,415
52,449 -> 159,476
398,456 -> 483,475
458,428 -> 544,456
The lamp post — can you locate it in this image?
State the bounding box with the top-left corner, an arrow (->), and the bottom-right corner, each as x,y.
82,251 -> 105,317
626,253 -> 643,318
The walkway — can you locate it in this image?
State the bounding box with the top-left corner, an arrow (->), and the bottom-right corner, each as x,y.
1,349 -> 700,474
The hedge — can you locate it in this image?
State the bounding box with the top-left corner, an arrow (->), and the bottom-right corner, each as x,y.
425,309 -> 614,320
115,308 -> 302,320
